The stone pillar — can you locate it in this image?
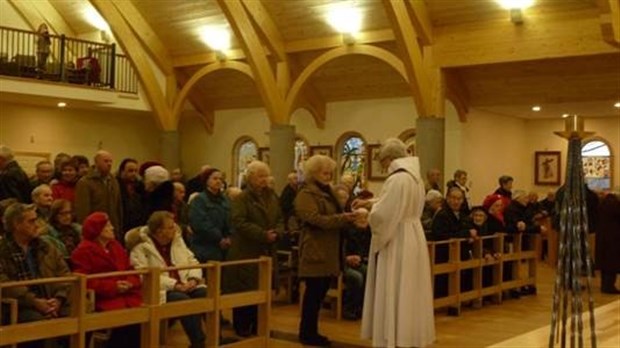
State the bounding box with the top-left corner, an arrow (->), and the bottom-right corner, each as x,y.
160,131 -> 180,170
269,124 -> 295,193
416,117 -> 445,188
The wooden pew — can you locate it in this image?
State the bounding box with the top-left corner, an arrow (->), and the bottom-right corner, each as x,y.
0,257 -> 273,348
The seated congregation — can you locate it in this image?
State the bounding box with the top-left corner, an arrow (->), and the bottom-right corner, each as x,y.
1,144 -> 617,348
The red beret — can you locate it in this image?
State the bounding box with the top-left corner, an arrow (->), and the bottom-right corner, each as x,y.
483,194 -> 504,211
82,212 -> 109,240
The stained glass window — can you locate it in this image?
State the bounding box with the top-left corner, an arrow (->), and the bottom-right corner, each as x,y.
581,140 -> 611,190
340,135 -> 365,193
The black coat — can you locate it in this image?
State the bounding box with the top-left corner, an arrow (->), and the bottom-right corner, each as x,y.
118,178 -> 146,233
505,201 -> 541,234
143,181 -> 175,218
0,161 -> 31,203
595,194 -> 620,272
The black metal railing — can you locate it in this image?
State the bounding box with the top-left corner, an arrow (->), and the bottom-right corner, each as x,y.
0,26 -> 138,94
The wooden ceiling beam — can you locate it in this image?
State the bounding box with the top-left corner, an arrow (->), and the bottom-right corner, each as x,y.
89,0 -> 173,130
176,70 -> 215,134
434,14 -> 618,68
240,0 -> 287,62
382,0 -> 431,116
7,0 -> 46,31
217,0 -> 287,124
444,70 -> 469,122
110,0 -> 173,75
598,0 -> 620,46
288,56 -> 326,129
406,0 -> 433,45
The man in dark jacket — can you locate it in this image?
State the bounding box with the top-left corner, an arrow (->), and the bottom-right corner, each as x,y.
117,158 -> 145,236
0,145 -> 32,203
595,193 -> 620,294
280,171 -> 299,231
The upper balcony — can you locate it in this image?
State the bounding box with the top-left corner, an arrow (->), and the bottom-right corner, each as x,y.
0,25 -> 149,112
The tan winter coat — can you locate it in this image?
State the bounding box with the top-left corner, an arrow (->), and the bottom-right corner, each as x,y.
75,169 -> 123,235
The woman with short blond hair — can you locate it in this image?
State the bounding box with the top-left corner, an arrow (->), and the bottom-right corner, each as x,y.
295,155 -> 357,346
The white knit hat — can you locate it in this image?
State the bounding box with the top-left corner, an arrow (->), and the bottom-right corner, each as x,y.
144,165 -> 170,185
425,189 -> 443,203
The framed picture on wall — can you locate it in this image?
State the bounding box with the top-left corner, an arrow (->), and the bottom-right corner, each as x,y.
367,144 -> 389,181
309,145 -> 333,158
535,151 -> 561,185
258,147 -> 270,165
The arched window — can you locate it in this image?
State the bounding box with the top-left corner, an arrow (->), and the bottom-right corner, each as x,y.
581,139 -> 612,190
337,132 -> 366,193
233,136 -> 258,188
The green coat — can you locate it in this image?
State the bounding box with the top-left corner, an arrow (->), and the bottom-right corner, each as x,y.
294,181 -> 351,278
224,186 -> 283,293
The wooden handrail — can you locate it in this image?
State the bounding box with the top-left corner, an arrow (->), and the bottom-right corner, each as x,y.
82,269 -> 150,279
220,258 -> 271,267
0,275 -> 79,288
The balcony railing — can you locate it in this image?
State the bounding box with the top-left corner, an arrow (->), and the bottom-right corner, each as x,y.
0,26 -> 138,94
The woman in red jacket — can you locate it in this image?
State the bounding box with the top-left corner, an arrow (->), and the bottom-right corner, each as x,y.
71,212 -> 142,347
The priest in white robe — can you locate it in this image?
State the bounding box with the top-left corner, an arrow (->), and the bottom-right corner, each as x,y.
357,138 -> 435,348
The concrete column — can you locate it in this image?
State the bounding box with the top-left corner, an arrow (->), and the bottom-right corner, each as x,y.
416,117 -> 445,187
269,124 -> 296,193
160,131 -> 180,170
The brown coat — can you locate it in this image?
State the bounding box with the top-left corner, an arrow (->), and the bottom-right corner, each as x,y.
225,187 -> 283,293
75,170 -> 123,236
294,181 -> 351,278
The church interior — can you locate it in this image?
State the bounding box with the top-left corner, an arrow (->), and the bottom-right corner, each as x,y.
0,0 -> 619,347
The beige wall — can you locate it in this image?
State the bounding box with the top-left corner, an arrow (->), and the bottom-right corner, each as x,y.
0,102 -> 160,173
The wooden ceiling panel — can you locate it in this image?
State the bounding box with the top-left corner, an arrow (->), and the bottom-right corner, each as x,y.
181,68 -> 263,110
426,0 -> 598,27
131,0 -> 232,56
261,0 -> 390,42
458,53 -> 620,106
49,0 -> 98,34
308,54 -> 410,102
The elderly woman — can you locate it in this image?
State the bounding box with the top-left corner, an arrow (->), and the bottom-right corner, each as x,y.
31,184 -> 54,221
42,199 -> 81,259
128,211 -> 205,348
71,212 -> 141,348
354,138 -> 435,348
189,168 -> 231,263
294,155 -> 357,346
226,161 -> 283,337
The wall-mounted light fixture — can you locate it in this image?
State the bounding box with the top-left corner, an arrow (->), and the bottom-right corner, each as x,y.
497,0 -> 535,24
327,2 -> 362,45
200,26 -> 231,60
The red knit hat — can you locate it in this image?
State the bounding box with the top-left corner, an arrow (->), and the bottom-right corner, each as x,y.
483,194 -> 504,211
82,212 -> 109,240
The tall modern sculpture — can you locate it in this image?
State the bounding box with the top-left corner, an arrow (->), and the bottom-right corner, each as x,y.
549,115 -> 597,348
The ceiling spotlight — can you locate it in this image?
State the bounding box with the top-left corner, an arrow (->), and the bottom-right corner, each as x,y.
84,6 -> 109,31
532,105 -> 541,112
200,26 -> 231,59
562,113 -> 570,118
57,102 -> 67,108
327,2 -> 362,41
614,101 -> 620,108
497,0 -> 535,10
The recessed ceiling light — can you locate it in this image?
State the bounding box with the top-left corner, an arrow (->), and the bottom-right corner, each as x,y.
497,0 -> 535,9
199,26 -> 231,52
57,102 -> 67,108
327,3 -> 362,35
532,105 -> 541,112
614,101 -> 620,108
562,114 -> 570,118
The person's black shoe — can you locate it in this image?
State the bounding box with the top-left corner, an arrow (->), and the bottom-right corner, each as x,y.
521,286 -> 537,295
509,289 -> 521,299
601,287 -> 620,294
299,334 -> 331,347
220,336 -> 239,345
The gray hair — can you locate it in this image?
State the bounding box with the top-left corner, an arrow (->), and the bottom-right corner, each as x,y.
0,145 -> 14,160
246,161 -> 270,178
147,211 -> 174,235
377,138 -> 407,162
304,155 -> 336,183
3,203 -> 36,234
31,184 -> 52,201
